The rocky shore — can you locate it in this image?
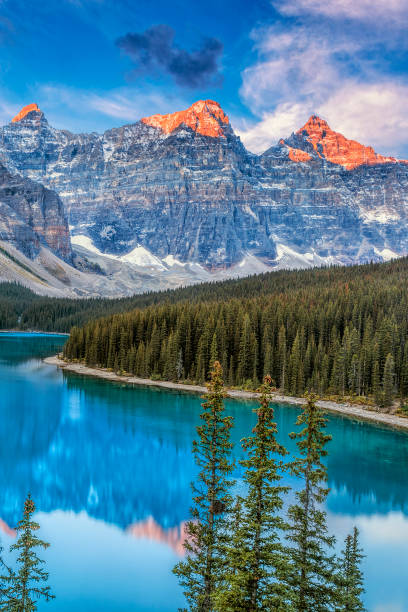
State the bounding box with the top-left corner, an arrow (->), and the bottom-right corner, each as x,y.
44,356 -> 408,433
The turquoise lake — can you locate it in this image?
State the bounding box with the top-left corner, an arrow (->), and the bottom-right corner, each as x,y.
0,333 -> 407,610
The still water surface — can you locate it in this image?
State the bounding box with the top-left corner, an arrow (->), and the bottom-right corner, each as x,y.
0,333 -> 407,611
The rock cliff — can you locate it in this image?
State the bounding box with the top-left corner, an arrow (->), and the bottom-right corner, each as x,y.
290,115 -> 407,170
0,162 -> 71,260
0,100 -> 407,285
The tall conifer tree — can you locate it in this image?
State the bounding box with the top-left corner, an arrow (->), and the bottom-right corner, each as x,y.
217,376 -> 290,611
284,394 -> 337,611
173,361 -> 234,611
383,353 -> 395,407
0,544 -> 12,604
337,527 -> 365,611
1,494 -> 54,611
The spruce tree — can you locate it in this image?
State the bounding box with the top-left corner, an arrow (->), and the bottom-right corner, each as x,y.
0,544 -> 12,604
176,348 -> 184,380
337,527 -> 365,611
383,353 -> 395,408
289,332 -> 303,396
284,394 -> 337,611
212,497 -> 246,610
173,361 -> 234,611
237,314 -> 255,385
217,376 -> 290,611
278,325 -> 287,392
210,333 -> 218,367
2,494 -> 54,611
263,342 -> 273,379
372,360 -> 382,406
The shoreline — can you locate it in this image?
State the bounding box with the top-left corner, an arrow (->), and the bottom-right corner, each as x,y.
0,330 -> 69,336
44,356 -> 408,433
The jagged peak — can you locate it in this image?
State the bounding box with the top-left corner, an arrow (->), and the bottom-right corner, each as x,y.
11,103 -> 43,123
294,114 -> 407,170
141,99 -> 229,138
299,114 -> 331,133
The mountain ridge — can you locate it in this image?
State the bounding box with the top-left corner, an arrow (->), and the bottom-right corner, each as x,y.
141,99 -> 230,138
8,100 -> 407,169
0,99 -> 408,296
292,114 -> 407,170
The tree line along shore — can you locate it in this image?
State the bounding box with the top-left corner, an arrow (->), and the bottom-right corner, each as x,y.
62,258 -> 408,414
46,356 -> 408,432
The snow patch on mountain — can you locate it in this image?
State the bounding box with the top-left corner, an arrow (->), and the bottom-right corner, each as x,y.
71,235 -> 166,269
275,243 -> 339,269
163,254 -> 186,267
361,208 -> 400,224
374,247 -> 399,261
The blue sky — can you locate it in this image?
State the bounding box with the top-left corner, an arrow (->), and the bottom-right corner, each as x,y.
0,0 -> 407,155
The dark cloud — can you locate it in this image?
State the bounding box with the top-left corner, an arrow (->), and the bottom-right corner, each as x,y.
116,24 -> 223,89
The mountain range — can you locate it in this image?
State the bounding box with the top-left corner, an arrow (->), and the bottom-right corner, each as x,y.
0,99 -> 407,296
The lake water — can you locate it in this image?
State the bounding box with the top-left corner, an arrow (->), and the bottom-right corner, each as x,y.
0,333 -> 407,611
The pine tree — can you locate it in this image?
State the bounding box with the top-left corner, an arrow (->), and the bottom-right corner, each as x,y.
337,527 -> 365,611
150,322 -> 161,373
173,362 -> 234,611
382,353 -> 395,408
237,314 -> 255,385
0,543 -> 12,604
176,348 -> 184,380
284,394 -> 337,611
372,359 -> 382,406
210,333 -> 218,368
289,332 -> 303,396
263,342 -> 273,379
399,343 -> 408,400
212,497 -> 246,610
195,334 -> 209,383
217,376 -> 290,611
278,325 -> 287,392
2,494 -> 54,611
348,354 -> 360,396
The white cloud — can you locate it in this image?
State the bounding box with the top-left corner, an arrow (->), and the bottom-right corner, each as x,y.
238,25 -> 359,152
274,0 -> 408,23
30,85 -> 189,133
86,94 -> 144,121
39,86 -> 145,123
238,19 -> 408,156
235,103 -> 306,153
240,26 -> 353,115
238,81 -> 408,156
356,512 -> 408,546
319,82 -> 408,157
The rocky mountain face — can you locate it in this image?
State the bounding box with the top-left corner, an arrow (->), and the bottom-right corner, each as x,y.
0,100 -> 408,295
291,115 -> 406,170
0,161 -> 71,261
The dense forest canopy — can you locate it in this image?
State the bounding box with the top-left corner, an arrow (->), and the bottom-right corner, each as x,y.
59,258 -> 408,404
0,258 -> 407,332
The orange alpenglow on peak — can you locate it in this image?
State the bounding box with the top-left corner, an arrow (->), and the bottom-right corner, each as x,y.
297,115 -> 407,170
11,103 -> 41,123
279,139 -> 312,162
141,100 -> 229,138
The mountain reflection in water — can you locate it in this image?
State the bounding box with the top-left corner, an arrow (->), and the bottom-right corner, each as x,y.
1,333 -> 408,611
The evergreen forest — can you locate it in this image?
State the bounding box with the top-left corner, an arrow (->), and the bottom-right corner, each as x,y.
173,364 -> 366,611
62,258 -> 408,405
